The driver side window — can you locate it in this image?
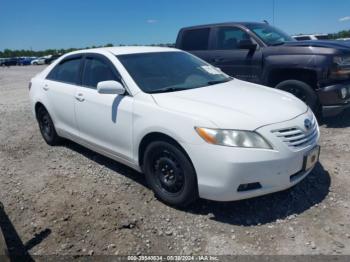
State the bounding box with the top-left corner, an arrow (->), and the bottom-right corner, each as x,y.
216,27 -> 251,50
82,56 -> 119,89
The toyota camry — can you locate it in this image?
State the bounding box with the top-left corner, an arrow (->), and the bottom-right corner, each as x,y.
29,47 -> 320,206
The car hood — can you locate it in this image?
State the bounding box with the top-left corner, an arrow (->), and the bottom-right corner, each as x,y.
151,79 -> 308,130
284,40 -> 350,51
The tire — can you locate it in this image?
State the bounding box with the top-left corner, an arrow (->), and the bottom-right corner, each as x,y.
143,141 -> 198,207
275,80 -> 319,113
36,106 -> 61,146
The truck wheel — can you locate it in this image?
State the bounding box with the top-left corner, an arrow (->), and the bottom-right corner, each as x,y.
275,80 -> 319,113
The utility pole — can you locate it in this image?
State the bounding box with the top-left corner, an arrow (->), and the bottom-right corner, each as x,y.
273,0 -> 275,25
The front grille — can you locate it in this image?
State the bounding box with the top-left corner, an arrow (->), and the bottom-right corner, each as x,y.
271,118 -> 318,148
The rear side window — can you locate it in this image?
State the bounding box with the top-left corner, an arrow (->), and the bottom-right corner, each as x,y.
181,28 -> 210,51
47,57 -> 82,84
82,57 -> 118,88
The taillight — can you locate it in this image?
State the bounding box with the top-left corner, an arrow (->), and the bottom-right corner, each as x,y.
28,82 -> 32,90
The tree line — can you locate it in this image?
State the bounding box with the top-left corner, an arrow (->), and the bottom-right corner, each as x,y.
0,43 -> 175,58
329,29 -> 350,39
1,28 -> 350,58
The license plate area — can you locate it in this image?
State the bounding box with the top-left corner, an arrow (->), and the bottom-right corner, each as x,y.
303,146 -> 320,171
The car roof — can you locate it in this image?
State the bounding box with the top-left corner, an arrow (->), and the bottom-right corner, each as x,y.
69,46 -> 179,56
179,22 -> 267,30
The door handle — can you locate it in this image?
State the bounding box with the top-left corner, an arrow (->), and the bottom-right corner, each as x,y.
75,93 -> 85,102
43,84 -> 49,91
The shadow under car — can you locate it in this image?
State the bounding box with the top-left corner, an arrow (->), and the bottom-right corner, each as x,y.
63,141 -> 330,226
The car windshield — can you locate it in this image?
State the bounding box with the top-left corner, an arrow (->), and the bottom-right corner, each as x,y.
246,24 -> 295,46
117,52 -> 232,93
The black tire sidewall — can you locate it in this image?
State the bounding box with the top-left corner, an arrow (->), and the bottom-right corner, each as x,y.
143,141 -> 198,207
37,107 -> 60,145
275,80 -> 319,112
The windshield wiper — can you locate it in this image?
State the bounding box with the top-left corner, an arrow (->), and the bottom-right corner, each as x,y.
149,87 -> 190,94
206,78 -> 233,86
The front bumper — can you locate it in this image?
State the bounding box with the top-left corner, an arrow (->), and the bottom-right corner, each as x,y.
182,111 -> 320,202
318,81 -> 350,117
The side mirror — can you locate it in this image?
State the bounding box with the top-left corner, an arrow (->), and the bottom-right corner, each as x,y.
238,39 -> 257,50
97,80 -> 125,95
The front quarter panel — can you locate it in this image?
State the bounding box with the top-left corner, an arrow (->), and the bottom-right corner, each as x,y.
132,92 -> 215,165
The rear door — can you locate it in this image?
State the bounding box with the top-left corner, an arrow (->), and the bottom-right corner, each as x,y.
44,55 -> 83,138
210,26 -> 263,83
74,54 -> 134,162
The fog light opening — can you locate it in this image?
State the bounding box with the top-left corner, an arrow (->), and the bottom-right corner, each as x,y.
237,182 -> 262,192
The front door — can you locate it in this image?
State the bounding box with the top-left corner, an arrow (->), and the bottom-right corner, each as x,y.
74,54 -> 134,162
210,26 -> 263,84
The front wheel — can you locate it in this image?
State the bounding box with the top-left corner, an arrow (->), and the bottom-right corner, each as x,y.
275,80 -> 319,113
143,141 -> 198,207
37,107 -> 61,146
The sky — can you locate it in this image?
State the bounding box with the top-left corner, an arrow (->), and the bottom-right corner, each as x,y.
1,0 -> 350,50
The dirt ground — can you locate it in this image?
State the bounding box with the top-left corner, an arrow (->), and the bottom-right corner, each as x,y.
0,65 -> 349,257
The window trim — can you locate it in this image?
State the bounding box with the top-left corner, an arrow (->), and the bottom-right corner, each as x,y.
46,52 -> 130,96
80,53 -> 122,90
212,26 -> 261,51
180,27 -> 211,51
46,54 -> 83,85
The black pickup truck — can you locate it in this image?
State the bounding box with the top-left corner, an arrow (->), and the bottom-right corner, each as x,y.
176,22 -> 350,116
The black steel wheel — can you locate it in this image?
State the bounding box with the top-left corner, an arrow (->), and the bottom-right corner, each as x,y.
37,106 -> 61,146
143,141 -> 198,207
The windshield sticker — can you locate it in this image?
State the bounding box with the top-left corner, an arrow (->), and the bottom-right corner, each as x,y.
200,66 -> 222,75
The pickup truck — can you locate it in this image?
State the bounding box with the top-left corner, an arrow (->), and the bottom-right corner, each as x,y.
176,22 -> 350,116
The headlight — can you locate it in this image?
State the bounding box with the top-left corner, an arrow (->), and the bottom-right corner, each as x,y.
331,56 -> 350,80
334,56 -> 350,66
195,127 -> 273,149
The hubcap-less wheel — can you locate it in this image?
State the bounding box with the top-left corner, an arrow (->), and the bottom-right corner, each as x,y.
153,151 -> 185,195
143,141 -> 198,206
37,107 -> 60,145
38,110 -> 54,141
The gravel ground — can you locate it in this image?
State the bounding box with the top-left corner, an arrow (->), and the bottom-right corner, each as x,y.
0,65 -> 349,257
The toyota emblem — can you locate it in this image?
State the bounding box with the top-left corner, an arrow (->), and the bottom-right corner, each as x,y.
304,119 -> 312,130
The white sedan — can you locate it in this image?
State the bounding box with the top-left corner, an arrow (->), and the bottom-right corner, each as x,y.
29,47 -> 320,206
31,57 -> 46,65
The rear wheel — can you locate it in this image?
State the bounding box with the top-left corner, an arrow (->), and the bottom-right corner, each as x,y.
275,80 -> 319,113
37,106 -> 61,146
143,141 -> 198,207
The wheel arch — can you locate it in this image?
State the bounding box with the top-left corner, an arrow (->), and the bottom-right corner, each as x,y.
34,101 -> 47,119
267,68 -> 318,89
138,132 -> 195,173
